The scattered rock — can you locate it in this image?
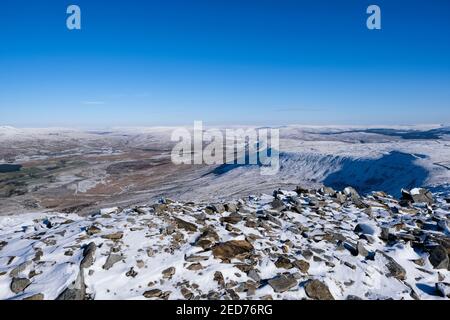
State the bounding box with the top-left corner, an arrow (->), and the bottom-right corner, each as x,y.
174,218 -> 198,232
162,267 -> 176,279
10,278 -> 31,294
214,271 -> 225,287
9,261 -> 32,278
143,289 -> 162,298
357,241 -> 369,258
56,269 -> 85,300
224,203 -> 237,213
102,254 -> 123,270
402,188 -> 434,205
80,242 -> 96,268
275,256 -> 294,269
181,287 -> 194,299
212,240 -> 254,261
429,245 -> 449,270
101,232 -> 123,241
209,204 -> 226,213
247,269 -> 261,282
126,267 -> 138,278
220,213 -> 242,224
304,279 -> 334,300
377,251 -> 407,280
268,274 -> 298,293
86,225 -> 101,236
270,199 -> 285,211
186,263 -> 203,271
23,293 -> 44,300
293,260 -> 310,274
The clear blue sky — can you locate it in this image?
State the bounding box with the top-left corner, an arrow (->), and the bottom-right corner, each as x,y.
1,0 -> 449,127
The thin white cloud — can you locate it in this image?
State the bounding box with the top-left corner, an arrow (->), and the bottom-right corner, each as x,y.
82,101 -> 106,105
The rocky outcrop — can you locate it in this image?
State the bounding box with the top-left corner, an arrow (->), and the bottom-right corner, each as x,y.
0,186 -> 449,300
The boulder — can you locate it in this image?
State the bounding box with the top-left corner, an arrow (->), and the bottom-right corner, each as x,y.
56,269 -> 85,300
9,261 -> 32,278
86,225 -> 101,236
429,245 -> 449,270
143,289 -> 162,299
80,242 -> 96,268
209,204 -> 226,213
270,199 -> 285,211
304,279 -> 334,300
224,203 -> 237,213
10,278 -> 31,294
162,267 -> 176,279
268,274 -> 298,293
220,212 -> 243,224
402,188 -> 434,205
344,187 -> 368,208
101,232 -> 123,241
23,293 -> 44,300
194,228 -> 219,249
275,256 -> 294,269
102,254 -> 123,270
293,260 -> 310,274
377,251 -> 407,280
174,217 -> 198,232
212,240 -> 254,261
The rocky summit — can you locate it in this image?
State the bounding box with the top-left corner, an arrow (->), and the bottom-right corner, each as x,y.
0,186 -> 449,300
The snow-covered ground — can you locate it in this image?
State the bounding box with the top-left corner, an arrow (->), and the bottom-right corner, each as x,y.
0,186 -> 449,300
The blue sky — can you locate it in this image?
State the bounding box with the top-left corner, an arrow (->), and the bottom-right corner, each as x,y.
0,0 -> 449,127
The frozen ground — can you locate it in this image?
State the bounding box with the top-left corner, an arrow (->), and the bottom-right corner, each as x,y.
0,186 -> 449,300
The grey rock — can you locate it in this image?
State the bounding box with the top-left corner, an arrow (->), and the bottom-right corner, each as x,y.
247,269 -> 261,282
209,204 -> 226,213
275,256 -> 294,269
102,254 -> 123,270
174,217 -> 198,232
304,279 -> 334,300
56,268 -> 85,300
267,274 -> 298,293
23,293 -> 44,300
377,251 -> 407,280
220,212 -> 242,224
429,245 -> 449,270
80,242 -> 96,268
213,271 -> 225,287
270,198 -> 285,211
101,232 -> 123,241
224,203 -> 237,213
357,241 -> 369,258
293,260 -> 310,274
344,187 -> 368,208
402,188 -> 434,205
212,240 -> 254,261
320,187 -> 336,197
10,278 -> 31,294
143,289 -> 162,298
162,267 -> 176,279
9,261 -> 32,278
